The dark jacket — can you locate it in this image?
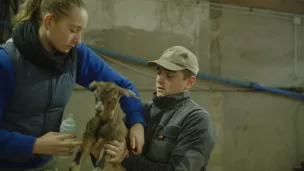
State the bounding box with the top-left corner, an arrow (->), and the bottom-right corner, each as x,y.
122,92 -> 216,171
0,40 -> 145,169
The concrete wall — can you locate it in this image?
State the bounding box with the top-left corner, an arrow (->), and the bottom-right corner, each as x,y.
57,1 -> 304,171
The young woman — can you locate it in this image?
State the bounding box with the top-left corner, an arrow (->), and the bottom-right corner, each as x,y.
0,0 -> 145,170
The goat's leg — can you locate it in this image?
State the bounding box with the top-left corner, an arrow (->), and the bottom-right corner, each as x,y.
93,148 -> 126,171
93,151 -> 126,171
92,148 -> 106,171
69,116 -> 100,171
91,139 -> 108,171
69,135 -> 96,171
68,147 -> 83,171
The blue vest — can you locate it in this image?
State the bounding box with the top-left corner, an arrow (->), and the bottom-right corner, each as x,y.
0,40 -> 77,163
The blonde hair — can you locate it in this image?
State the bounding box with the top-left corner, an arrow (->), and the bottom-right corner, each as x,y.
13,0 -> 86,26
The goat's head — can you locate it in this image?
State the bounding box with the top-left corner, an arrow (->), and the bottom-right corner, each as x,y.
89,81 -> 139,119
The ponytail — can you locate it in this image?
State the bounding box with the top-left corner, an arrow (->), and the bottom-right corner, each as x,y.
13,0 -> 86,28
13,0 -> 42,26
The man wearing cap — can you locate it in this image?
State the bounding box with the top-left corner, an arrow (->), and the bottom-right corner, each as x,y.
93,46 -> 216,171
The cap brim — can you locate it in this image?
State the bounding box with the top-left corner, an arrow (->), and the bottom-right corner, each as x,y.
146,60 -> 185,71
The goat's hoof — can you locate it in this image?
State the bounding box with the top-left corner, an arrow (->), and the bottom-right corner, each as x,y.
69,162 -> 80,171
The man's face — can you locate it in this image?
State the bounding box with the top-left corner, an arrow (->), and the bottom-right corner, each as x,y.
155,66 -> 195,97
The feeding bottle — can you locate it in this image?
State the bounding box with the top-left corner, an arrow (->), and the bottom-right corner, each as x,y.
60,113 -> 77,136
59,113 -> 77,158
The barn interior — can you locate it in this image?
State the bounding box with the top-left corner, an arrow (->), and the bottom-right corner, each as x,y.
0,0 -> 304,171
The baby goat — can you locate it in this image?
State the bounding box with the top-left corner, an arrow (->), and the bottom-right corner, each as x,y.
69,81 -> 139,171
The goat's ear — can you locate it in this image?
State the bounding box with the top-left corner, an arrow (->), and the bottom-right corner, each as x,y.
89,81 -> 97,89
89,81 -> 105,89
119,88 -> 139,99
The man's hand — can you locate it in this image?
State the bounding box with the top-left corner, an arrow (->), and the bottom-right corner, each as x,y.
91,139 -> 128,164
104,140 -> 129,164
32,132 -> 83,156
129,123 -> 145,155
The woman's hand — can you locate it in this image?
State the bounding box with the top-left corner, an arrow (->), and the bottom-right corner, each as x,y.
32,132 -> 83,156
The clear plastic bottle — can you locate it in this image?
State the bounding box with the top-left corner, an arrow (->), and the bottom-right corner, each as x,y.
59,113 -> 77,159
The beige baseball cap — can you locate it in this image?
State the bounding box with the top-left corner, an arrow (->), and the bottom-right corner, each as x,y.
146,46 -> 199,75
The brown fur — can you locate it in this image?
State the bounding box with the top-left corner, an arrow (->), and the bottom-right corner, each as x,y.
68,81 -> 139,171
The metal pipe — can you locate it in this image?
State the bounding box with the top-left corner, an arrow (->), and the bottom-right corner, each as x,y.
87,45 -> 304,100
73,86 -> 255,92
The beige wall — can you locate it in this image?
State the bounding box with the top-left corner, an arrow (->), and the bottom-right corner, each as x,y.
57,1 -> 304,171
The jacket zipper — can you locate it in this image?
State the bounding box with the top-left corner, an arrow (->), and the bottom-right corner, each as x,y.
43,76 -> 53,135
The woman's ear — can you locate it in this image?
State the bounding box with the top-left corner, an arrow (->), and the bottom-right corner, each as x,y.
42,13 -> 54,30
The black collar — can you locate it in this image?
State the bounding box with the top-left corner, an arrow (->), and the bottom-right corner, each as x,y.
152,91 -> 190,109
12,20 -> 76,75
